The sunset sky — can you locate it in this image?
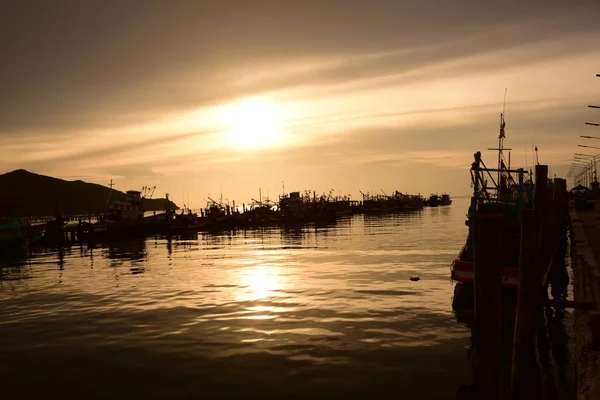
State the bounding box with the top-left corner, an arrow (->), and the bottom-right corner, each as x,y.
2,0 -> 599,207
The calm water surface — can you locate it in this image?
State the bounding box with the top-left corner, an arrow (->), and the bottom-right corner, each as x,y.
2,200 -> 474,398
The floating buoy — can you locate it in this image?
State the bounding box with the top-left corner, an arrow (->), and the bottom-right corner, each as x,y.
410,276 -> 420,282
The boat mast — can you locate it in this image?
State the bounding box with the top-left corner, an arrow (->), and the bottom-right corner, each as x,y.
106,179 -> 114,207
487,89 -> 509,198
497,89 -> 507,191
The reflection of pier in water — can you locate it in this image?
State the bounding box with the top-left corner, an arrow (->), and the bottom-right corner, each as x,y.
0,248 -> 32,283
103,238 -> 147,274
1,245 -> 74,283
157,217 -> 359,256
362,209 -> 423,228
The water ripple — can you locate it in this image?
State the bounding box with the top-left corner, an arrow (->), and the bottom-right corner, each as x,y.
1,200 -> 471,398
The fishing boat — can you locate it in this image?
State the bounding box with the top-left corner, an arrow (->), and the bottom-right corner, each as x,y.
80,185 -> 165,238
242,197 -> 279,225
198,197 -> 239,230
428,194 -> 439,207
279,191 -> 337,222
360,191 -> 424,213
360,192 -> 394,213
396,192 -> 425,210
106,190 -> 145,224
327,195 -> 355,216
0,218 -> 45,251
439,194 -> 452,206
450,112 -> 533,289
0,218 -> 27,251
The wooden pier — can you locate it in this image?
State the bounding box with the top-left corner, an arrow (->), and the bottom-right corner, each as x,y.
463,166 -> 587,399
569,200 -> 600,400
20,213 -> 107,224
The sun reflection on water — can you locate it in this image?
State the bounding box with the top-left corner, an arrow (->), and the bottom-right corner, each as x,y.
238,265 -> 283,301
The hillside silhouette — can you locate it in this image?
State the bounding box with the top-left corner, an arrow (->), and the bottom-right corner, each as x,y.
0,170 -> 178,217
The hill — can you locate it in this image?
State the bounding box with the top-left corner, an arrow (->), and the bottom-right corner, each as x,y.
0,170 -> 178,217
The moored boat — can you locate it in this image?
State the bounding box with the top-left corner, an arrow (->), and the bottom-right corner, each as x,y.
359,191 -> 424,213
428,194 -> 439,207
450,113 -> 532,289
80,186 -> 168,239
439,194 -> 452,206
450,201 -> 523,288
242,200 -> 279,225
279,191 -> 337,222
0,218 -> 27,251
0,218 -> 45,251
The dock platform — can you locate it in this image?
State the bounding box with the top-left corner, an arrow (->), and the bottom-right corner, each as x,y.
570,202 -> 600,400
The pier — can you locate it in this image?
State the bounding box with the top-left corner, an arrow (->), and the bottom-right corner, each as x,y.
569,200 -> 600,400
453,159 -> 595,399
6,189 -> 454,245
21,213 -> 107,224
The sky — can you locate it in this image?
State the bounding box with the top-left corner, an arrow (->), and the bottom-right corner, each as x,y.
2,0 -> 600,208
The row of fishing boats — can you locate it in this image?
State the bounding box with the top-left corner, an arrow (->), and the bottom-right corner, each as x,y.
1,188 -> 452,251
361,192 -> 451,211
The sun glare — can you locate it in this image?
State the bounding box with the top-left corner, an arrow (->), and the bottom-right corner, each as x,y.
219,99 -> 286,150
238,266 -> 281,301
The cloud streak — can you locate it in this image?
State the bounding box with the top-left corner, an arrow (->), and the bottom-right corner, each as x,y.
1,0 -> 599,204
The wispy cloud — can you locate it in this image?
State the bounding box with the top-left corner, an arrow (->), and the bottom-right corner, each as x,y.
1,0 -> 599,203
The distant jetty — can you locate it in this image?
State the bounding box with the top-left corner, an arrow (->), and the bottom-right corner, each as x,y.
0,171 -> 452,247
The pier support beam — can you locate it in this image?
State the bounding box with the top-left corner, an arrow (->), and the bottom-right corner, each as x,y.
549,178 -> 569,298
511,209 -> 542,399
534,165 -> 549,211
534,165 -> 552,289
473,212 -> 503,400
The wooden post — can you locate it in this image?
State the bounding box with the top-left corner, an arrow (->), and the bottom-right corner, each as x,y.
511,209 -> 542,399
553,179 -> 566,222
534,165 -> 551,287
534,165 -> 548,211
473,212 -> 503,400
549,178 -> 569,298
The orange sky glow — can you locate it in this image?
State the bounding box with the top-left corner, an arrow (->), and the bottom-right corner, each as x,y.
1,1 -> 599,207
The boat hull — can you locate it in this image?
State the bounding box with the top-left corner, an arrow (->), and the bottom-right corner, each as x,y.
450,246 -> 519,288
0,238 -> 25,252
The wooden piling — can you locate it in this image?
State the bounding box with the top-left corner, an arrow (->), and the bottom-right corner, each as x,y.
549,178 -> 569,298
534,165 -> 552,288
511,209 -> 542,399
553,179 -> 567,219
473,212 -> 503,400
534,165 -> 548,211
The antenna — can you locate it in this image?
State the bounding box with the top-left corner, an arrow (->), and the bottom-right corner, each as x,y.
495,89 -> 507,188
106,179 -> 114,206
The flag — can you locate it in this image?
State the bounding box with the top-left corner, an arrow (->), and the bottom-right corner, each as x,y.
499,115 -> 506,138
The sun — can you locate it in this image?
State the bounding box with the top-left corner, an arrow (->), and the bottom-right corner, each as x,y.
219,99 -> 285,150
